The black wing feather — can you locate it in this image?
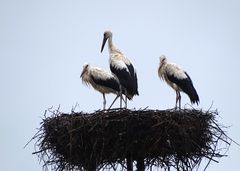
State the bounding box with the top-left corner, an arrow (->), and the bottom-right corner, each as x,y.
110,63 -> 138,98
126,63 -> 139,95
167,71 -> 199,104
90,75 -> 120,92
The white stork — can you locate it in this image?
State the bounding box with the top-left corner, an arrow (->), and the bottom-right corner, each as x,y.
158,55 -> 199,109
80,63 -> 121,110
100,31 -> 139,108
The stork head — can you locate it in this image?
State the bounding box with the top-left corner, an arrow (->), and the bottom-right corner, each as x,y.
80,63 -> 90,78
160,55 -> 167,65
101,31 -> 112,53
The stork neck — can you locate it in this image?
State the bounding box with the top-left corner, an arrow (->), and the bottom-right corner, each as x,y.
159,63 -> 166,72
108,36 -> 116,52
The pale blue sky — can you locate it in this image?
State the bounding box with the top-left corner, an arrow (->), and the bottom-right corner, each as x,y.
1,0 -> 240,170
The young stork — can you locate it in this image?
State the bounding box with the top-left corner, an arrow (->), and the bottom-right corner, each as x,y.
100,31 -> 139,108
158,55 -> 199,109
80,63 -> 121,110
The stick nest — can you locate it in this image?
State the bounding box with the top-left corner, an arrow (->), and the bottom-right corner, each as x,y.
33,108 -> 230,171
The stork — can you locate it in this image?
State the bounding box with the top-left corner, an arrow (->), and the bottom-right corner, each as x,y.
158,55 -> 199,109
100,31 -> 139,108
80,63 -> 121,110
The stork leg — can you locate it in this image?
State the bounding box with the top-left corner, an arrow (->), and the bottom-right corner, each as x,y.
122,89 -> 127,109
119,86 -> 127,109
125,94 -> 128,109
175,91 -> 181,109
108,94 -> 120,110
175,90 -> 179,109
120,94 -> 123,108
102,93 -> 106,110
119,94 -> 127,108
119,86 -> 123,109
178,92 -> 181,109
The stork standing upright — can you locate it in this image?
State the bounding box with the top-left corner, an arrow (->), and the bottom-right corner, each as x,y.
100,31 -> 139,108
80,63 -> 121,110
158,55 -> 199,109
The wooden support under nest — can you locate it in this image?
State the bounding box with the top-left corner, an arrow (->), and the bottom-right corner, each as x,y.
32,108 -> 231,171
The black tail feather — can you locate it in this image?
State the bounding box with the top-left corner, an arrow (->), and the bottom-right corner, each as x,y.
167,72 -> 199,105
188,86 -> 200,105
182,73 -> 199,105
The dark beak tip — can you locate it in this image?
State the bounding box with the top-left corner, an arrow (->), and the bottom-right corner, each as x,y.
100,37 -> 107,53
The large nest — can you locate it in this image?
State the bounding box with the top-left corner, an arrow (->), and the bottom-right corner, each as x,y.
32,108 -> 230,171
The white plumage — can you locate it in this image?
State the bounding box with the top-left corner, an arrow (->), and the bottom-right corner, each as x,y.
80,63 -> 121,110
158,55 -> 199,109
100,31 -> 139,108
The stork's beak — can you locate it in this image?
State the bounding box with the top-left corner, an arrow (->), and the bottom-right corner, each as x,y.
80,69 -> 85,78
101,36 -> 108,53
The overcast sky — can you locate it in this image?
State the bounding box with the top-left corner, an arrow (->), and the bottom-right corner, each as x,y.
1,0 -> 240,170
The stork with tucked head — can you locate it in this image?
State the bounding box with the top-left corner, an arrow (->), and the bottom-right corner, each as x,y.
80,63 -> 121,110
158,55 -> 199,109
100,31 -> 139,108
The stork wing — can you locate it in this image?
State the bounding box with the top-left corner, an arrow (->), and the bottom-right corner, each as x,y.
126,63 -> 139,95
110,65 -> 130,86
90,75 -> 120,92
166,71 -> 193,90
110,62 -> 139,96
166,71 -> 199,104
